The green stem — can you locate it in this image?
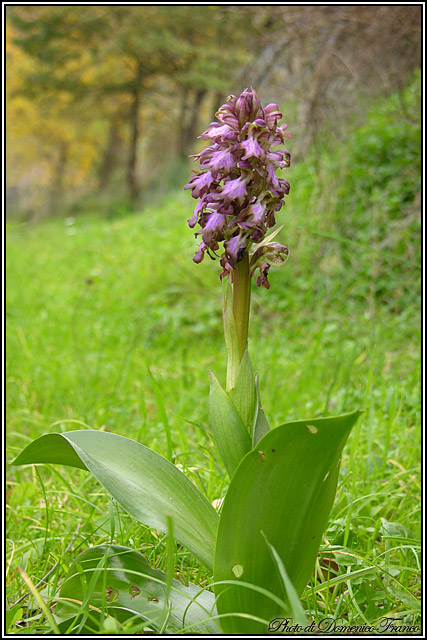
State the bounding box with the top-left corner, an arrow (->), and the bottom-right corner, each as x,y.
223,252 -> 252,392
232,252 -> 251,364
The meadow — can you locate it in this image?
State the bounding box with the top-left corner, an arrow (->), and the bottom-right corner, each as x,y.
6,86 -> 421,633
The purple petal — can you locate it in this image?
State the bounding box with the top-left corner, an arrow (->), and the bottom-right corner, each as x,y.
193,241 -> 207,263
238,160 -> 253,170
278,123 -> 293,139
200,211 -> 226,244
225,234 -> 247,265
237,203 -> 265,230
215,103 -> 239,130
187,199 -> 206,228
207,148 -> 237,174
264,103 -> 282,128
240,136 -> 265,160
218,176 -> 247,201
219,253 -> 233,280
265,150 -> 284,166
266,164 -> 280,189
184,170 -> 215,198
235,88 -> 263,126
199,123 -> 233,140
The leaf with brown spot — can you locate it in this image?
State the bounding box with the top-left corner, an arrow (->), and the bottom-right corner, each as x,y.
105,587 -> 118,603
129,584 -> 141,600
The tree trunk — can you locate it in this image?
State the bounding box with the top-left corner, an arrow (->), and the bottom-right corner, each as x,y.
211,90 -> 224,121
178,87 -> 207,158
47,141 -> 68,217
127,64 -> 144,202
98,116 -> 121,191
178,86 -> 189,158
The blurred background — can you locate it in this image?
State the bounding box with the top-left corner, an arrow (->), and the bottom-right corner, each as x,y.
6,5 -> 421,218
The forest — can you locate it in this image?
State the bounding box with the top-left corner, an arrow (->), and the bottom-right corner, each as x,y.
6,6 -> 421,217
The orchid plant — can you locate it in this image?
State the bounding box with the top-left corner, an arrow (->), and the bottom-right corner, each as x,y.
12,88 -> 361,635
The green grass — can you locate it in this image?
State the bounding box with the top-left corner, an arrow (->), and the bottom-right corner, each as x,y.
6,84 -> 421,633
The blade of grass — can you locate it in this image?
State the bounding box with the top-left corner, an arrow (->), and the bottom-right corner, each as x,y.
18,567 -> 60,634
142,355 -> 173,461
262,532 -> 307,626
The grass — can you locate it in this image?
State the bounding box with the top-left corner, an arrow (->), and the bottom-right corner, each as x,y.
6,85 -> 421,633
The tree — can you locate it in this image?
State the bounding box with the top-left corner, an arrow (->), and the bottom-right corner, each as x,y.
8,6 -> 254,203
234,5 -> 421,144
6,16 -> 102,218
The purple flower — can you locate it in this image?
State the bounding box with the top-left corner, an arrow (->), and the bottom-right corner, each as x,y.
206,148 -> 237,174
240,135 -> 264,161
235,88 -> 262,127
218,176 -> 248,202
225,234 -> 247,266
235,203 -> 266,242
199,123 -> 236,142
193,241 -> 208,264
187,199 -> 206,228
184,170 -> 215,199
184,87 -> 292,288
198,210 -> 226,245
263,103 -> 282,128
250,242 -> 289,289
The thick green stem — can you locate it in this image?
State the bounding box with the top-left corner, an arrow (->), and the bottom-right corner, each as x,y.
223,252 -> 252,392
232,252 -> 251,365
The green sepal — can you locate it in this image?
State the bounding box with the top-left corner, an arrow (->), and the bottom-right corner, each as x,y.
209,371 -> 252,478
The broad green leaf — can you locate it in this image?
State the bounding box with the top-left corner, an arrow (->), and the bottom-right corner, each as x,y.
209,372 -> 252,478
55,545 -> 220,634
12,431 -> 218,571
252,374 -> 270,446
230,348 -> 257,432
214,410 -> 362,634
12,433 -> 88,470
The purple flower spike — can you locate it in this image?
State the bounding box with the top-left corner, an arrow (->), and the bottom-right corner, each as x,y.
184,87 -> 292,288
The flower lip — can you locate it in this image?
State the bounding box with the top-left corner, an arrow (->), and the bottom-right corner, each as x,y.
216,176 -> 248,202
240,137 -> 264,161
184,170 -> 215,199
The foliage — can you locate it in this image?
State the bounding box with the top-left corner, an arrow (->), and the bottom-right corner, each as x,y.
276,72 -> 421,317
6,7 -> 253,208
